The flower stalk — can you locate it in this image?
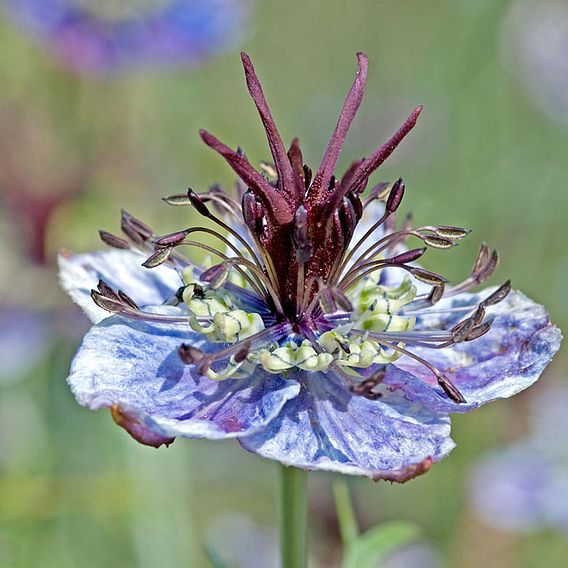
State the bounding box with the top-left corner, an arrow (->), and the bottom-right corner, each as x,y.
279,465 -> 308,568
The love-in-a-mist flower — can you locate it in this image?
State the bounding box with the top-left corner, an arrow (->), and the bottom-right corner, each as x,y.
60,53 -> 561,481
3,0 -> 247,75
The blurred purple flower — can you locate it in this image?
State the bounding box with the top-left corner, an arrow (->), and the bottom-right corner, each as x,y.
469,382 -> 568,533
501,0 -> 568,122
59,53 -> 560,480
0,306 -> 51,383
3,0 -> 248,75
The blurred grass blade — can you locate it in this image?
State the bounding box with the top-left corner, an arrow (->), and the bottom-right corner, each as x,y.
333,480 -> 359,546
341,521 -> 421,568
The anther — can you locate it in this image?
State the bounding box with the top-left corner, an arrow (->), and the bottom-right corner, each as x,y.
99,230 -> 130,250
385,177 -> 405,214
153,229 -> 191,247
481,280 -> 511,307
178,344 -> 205,365
386,248 -> 427,265
200,263 -> 229,289
187,188 -> 211,217
142,247 -> 172,268
407,267 -> 448,286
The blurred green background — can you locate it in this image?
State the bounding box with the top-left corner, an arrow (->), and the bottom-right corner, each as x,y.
1,0 -> 567,566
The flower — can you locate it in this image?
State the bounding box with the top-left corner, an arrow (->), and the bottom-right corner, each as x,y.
60,53 -> 561,481
469,381 -> 568,533
3,0 -> 247,75
501,0 -> 568,122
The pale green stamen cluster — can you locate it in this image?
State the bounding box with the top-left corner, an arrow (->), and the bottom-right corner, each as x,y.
181,268 -> 417,381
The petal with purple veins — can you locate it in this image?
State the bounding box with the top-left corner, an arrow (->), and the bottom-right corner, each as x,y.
389,289 -> 562,412
67,308 -> 300,441
240,369 -> 454,480
58,249 -> 184,323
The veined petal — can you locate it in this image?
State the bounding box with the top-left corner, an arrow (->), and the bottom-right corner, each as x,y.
67,308 -> 300,441
58,249 -> 183,322
390,289 -> 562,412
240,370 -> 454,480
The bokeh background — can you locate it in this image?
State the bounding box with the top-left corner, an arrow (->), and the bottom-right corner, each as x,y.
1,0 -> 567,566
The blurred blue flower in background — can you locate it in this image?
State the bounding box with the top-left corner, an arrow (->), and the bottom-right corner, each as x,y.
2,0 -> 248,75
501,0 -> 568,122
469,381 -> 568,534
0,307 -> 50,384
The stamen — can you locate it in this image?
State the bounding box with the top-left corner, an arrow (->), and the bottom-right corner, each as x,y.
201,257 -> 285,316
186,189 -> 264,270
180,322 -> 292,370
444,245 -> 499,297
377,339 -> 467,403
99,230 -> 130,250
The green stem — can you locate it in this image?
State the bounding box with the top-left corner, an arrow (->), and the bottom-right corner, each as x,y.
332,480 -> 359,547
279,464 -> 308,568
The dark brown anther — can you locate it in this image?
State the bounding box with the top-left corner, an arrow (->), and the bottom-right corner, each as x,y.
121,211 -> 153,239
385,178 -> 405,214
465,319 -> 494,341
481,280 -> 511,307
142,247 -> 172,269
347,191 -> 363,221
451,317 -> 475,342
178,344 -> 205,365
90,290 -> 125,313
242,190 -> 264,236
437,373 -> 467,404
97,279 -> 120,301
386,248 -> 427,265
471,305 -> 486,326
153,229 -> 190,247
476,249 -> 499,282
339,196 -> 358,244
234,341 -> 251,364
99,230 -> 130,250
200,263 -> 228,288
187,188 -> 211,217
350,368 -> 385,400
287,138 -> 306,200
118,291 -> 139,310
471,243 -> 491,276
408,267 -> 448,286
121,211 -> 149,244
428,284 -> 445,305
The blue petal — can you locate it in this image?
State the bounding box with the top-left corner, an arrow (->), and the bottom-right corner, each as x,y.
240,370 -> 454,480
58,249 -> 182,322
389,289 -> 562,412
67,308 -> 300,441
